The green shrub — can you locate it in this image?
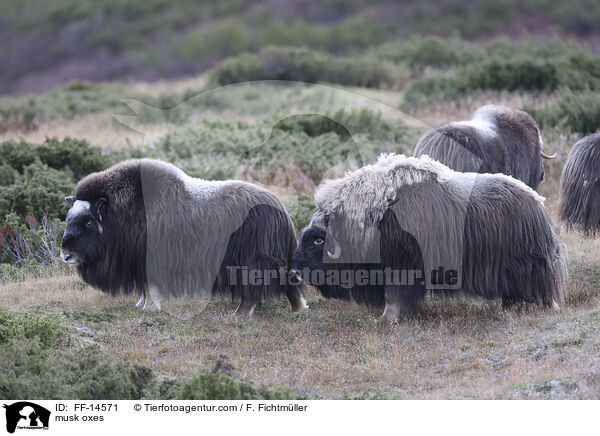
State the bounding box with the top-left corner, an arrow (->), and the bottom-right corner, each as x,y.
210,46 -> 398,88
0,308 -> 61,346
0,336 -> 154,400
36,136 -> 109,180
177,370 -> 306,400
403,73 -> 466,106
0,164 -> 19,186
0,80 -> 142,131
402,38 -> 600,105
464,56 -> 560,91
376,36 -> 485,72
285,195 -> 316,234
0,161 -> 74,221
0,140 -> 37,172
525,88 -> 600,135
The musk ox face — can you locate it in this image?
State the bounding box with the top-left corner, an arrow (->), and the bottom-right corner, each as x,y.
291,210 -> 384,305
60,196 -> 107,267
292,225 -> 328,274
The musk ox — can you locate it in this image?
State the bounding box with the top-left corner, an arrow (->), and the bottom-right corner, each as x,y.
60,158 -> 307,315
560,133 -> 600,235
414,105 -> 556,190
291,153 -> 566,322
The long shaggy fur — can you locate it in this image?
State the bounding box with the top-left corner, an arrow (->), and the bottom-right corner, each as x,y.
313,153 -> 566,315
73,159 -> 301,307
414,105 -> 545,189
560,133 -> 600,235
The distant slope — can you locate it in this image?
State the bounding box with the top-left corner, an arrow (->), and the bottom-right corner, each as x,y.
1,0 -> 599,95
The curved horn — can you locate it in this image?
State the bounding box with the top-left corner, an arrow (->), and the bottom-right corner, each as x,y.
541,151 -> 557,159
326,237 -> 342,260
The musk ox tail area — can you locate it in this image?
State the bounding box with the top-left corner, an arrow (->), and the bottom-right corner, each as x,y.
560,133 -> 600,235
213,203 -> 303,308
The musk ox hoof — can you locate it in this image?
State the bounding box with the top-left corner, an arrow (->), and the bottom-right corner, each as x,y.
380,303 -> 402,323
234,301 -> 256,317
141,287 -> 161,312
136,294 -> 145,308
552,300 -> 561,311
290,295 -> 309,312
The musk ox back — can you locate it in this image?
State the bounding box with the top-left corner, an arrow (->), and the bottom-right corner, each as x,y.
291,153 -> 566,321
414,105 -> 555,190
560,133 -> 600,235
60,158 -> 306,315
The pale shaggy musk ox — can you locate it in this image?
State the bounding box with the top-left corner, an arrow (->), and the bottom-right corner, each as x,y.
291,154 -> 566,322
414,105 -> 556,190
560,133 -> 600,235
60,158 -> 307,315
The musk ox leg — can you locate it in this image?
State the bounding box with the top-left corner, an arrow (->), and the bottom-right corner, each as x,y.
136,291 -> 146,308
234,298 -> 256,316
286,284 -> 308,312
380,302 -> 402,323
380,284 -> 423,322
142,286 -> 161,312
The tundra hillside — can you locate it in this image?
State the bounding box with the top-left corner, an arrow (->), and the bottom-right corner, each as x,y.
1,8 -> 600,398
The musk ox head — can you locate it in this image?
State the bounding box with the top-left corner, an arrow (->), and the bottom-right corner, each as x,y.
291,209 -> 384,305
60,197 -> 106,266
60,160 -> 147,295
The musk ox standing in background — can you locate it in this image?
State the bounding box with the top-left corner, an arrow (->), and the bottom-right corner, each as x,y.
292,154 -> 566,322
560,133 -> 600,235
414,105 -> 556,190
60,158 -> 307,315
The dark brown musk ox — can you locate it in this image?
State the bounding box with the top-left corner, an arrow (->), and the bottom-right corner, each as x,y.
291,153 -> 566,322
560,133 -> 600,235
414,105 -> 556,190
60,158 -> 307,315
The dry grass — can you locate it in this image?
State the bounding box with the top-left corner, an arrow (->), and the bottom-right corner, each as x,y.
1,225 -> 599,400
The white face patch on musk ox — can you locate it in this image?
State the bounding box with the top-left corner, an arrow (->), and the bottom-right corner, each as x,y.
292,153 -> 565,321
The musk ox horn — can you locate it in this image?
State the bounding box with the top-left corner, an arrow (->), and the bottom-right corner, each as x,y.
541,150 -> 557,159
327,237 -> 342,260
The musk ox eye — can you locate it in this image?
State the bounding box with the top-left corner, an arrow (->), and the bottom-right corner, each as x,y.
313,237 -> 324,245
85,220 -> 94,229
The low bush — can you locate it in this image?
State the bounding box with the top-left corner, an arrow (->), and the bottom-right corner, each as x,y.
402,38 -> 600,106
0,80 -> 135,131
376,36 -> 484,72
525,88 -> 600,135
36,136 -> 109,180
210,46 -> 398,88
0,336 -> 154,400
285,195 -> 316,234
177,370 -> 306,400
0,213 -> 64,268
0,308 -> 61,346
0,161 -> 74,222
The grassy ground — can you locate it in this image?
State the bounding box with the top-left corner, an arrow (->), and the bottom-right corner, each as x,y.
1,81 -> 599,399
1,229 -> 599,400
